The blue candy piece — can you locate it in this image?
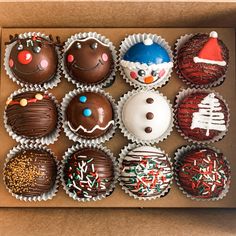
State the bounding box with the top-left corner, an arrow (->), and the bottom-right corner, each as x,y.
83,108 -> 92,117
79,95 -> 87,103
123,39 -> 170,65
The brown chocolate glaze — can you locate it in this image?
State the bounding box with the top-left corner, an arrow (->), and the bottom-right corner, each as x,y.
176,92 -> 228,141
6,91 -> 58,138
9,36 -> 58,85
177,34 -> 229,86
4,149 -> 57,197
63,148 -> 114,198
66,92 -> 114,139
64,38 -> 114,84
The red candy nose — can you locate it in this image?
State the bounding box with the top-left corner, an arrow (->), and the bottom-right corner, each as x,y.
17,50 -> 33,65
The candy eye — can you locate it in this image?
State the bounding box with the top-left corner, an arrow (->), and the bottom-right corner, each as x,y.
151,70 -> 157,76
17,44 -> 23,51
33,46 -> 41,54
76,43 -> 81,49
91,42 -> 98,49
138,69 -> 146,77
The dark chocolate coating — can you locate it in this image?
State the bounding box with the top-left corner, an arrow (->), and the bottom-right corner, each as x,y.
6,91 -> 58,138
176,92 -> 228,141
66,92 -> 114,138
9,37 -> 58,85
63,148 -> 114,198
64,38 -> 114,84
177,33 -> 229,86
4,149 -> 57,197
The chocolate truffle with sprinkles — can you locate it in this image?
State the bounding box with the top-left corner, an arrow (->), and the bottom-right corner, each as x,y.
4,149 -> 57,197
63,147 -> 115,200
119,146 -> 173,199
175,146 -> 230,200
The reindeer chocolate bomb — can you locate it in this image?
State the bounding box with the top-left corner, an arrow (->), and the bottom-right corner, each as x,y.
6,34 -> 59,85
64,37 -> 114,85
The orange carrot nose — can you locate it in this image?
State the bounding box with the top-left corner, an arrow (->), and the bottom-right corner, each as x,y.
144,76 -> 154,84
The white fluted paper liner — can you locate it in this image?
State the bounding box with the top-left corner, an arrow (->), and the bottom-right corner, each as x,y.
117,89 -> 174,145
119,33 -> 173,89
174,145 -> 231,201
174,33 -> 227,88
60,143 -> 118,202
61,32 -> 117,88
174,88 -> 230,144
61,86 -> 118,144
3,143 -> 60,202
118,143 -> 173,200
4,32 -> 62,89
4,87 -> 62,145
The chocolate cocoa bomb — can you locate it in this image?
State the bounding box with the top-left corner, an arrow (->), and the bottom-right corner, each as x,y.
8,36 -> 58,85
64,38 -> 114,84
66,92 -> 114,139
4,149 -> 57,197
6,91 -> 58,138
63,148 -> 114,199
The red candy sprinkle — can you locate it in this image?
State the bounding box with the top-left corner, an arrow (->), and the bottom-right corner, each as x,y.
17,50 -> 33,65
130,71 -> 137,79
9,59 -> 14,68
67,54 -> 74,63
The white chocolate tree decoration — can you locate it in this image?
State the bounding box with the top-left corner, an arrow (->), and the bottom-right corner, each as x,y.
190,93 -> 227,136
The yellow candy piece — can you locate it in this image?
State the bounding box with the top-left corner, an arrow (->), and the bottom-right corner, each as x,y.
20,98 -> 28,107
35,93 -> 43,100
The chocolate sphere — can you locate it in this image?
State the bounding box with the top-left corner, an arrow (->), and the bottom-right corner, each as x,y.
4,149 -> 57,197
8,36 -> 58,85
64,38 -> 114,84
66,92 -> 114,139
5,91 -> 58,138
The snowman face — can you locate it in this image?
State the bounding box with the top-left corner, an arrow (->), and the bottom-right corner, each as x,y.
120,60 -> 173,87
121,91 -> 173,142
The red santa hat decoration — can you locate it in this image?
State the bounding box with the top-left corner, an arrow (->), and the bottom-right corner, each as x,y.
193,31 -> 226,66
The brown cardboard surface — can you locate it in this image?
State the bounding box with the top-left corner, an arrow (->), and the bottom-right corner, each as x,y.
0,27 -> 235,208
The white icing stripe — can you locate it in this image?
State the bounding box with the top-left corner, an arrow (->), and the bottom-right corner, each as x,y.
67,120 -> 114,134
190,93 -> 227,136
193,57 -> 226,66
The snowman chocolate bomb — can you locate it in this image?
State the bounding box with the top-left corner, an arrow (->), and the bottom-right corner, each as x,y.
120,36 -> 173,88
5,33 -> 59,85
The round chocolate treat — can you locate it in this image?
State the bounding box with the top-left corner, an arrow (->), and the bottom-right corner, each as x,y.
7,34 -> 58,85
5,91 -> 58,138
64,37 -> 114,84
121,90 -> 172,142
176,91 -> 229,141
63,148 -> 114,199
66,92 -> 114,139
177,31 -> 229,86
120,146 -> 172,199
175,147 -> 230,199
4,149 -> 57,197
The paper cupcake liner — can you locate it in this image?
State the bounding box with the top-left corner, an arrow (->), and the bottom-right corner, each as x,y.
174,33 -> 227,88
118,143 -> 173,200
61,32 -> 117,88
119,33 -> 173,89
4,87 -> 62,145
3,143 -> 60,202
117,88 -> 174,145
174,88 -> 230,144
60,143 -> 118,202
4,32 -> 62,90
174,145 -> 231,201
61,86 -> 118,144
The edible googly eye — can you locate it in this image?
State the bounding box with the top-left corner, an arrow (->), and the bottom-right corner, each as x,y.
33,46 -> 41,53
76,42 -> 81,49
17,44 -> 23,51
91,42 -> 98,49
151,70 -> 157,76
138,69 -> 146,77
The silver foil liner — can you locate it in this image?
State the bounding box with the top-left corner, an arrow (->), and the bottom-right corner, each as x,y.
4,87 -> 62,145
174,145 -> 231,201
60,143 -> 118,202
3,143 -> 60,202
61,32 -> 117,88
4,32 -> 61,89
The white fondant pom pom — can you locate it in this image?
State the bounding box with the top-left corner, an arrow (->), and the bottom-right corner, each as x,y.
210,31 -> 218,38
